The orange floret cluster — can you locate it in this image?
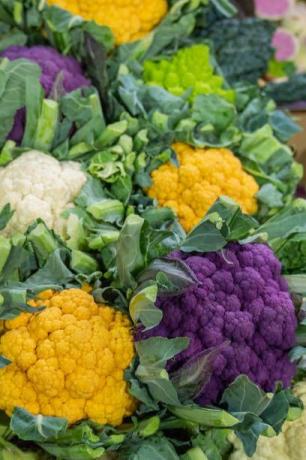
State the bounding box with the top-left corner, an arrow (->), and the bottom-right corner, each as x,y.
48,0 -> 168,44
148,143 -> 259,232
0,289 -> 135,425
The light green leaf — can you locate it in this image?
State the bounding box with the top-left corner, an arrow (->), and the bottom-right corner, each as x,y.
169,405 -> 239,427
11,408 -> 68,442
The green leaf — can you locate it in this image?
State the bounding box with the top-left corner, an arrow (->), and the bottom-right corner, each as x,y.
181,197 -> 259,253
192,95 -> 237,133
135,337 -> 189,368
146,378 -> 181,406
221,375 -> 271,415
126,435 -> 179,460
193,429 -> 231,460
138,416 -> 160,438
256,204 -> 306,241
0,355 -> 11,368
169,405 -> 239,427
0,59 -> 41,145
27,222 -> 59,265
0,203 -> 14,231
137,258 -> 198,296
234,413 -> 270,456
181,221 -> 227,253
10,408 -> 68,442
24,249 -> 74,288
260,391 -> 291,433
116,214 -> 144,288
269,110 -> 301,143
129,284 -> 162,329
171,346 -> 222,402
75,177 -> 106,208
87,199 -> 124,224
257,183 -> 283,208
181,447 -> 208,460
0,235 -> 11,273
40,444 -> 104,460
285,275 -> 306,295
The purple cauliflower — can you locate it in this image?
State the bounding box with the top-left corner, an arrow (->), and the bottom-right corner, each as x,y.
141,243 -> 297,404
0,45 -> 90,143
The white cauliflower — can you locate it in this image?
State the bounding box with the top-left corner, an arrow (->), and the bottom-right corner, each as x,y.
0,151 -> 87,237
229,382 -> 306,460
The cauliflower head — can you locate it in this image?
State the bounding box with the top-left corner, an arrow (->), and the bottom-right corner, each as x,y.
0,289 -> 135,425
147,143 -> 259,232
47,0 -> 168,44
0,151 -> 87,237
229,381 -> 306,460
140,243 -> 297,404
0,45 -> 90,142
143,44 -> 235,103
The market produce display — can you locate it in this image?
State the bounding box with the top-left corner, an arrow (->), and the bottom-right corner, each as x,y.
0,0 -> 305,459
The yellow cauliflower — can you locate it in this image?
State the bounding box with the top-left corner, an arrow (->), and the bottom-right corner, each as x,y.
148,143 -> 259,232
48,0 -> 168,44
0,289 -> 135,425
229,382 -> 306,460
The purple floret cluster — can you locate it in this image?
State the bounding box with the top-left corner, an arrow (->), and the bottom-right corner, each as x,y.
141,243 -> 297,404
0,45 -> 90,142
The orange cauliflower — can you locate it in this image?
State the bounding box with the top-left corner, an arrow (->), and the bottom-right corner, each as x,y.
148,143 -> 259,232
0,289 -> 135,425
48,0 -> 168,44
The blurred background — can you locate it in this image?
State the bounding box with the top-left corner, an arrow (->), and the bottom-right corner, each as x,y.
233,0 -> 306,187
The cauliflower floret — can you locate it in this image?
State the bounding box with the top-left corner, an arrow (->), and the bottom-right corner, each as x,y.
229,382 -> 306,460
140,243 -> 296,404
47,0 -> 168,44
0,289 -> 135,425
148,143 -> 259,232
0,151 -> 87,237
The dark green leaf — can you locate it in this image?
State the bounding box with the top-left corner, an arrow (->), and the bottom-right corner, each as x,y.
181,221 -> 227,253
24,249 -> 74,287
135,337 -> 189,368
0,355 -> 11,368
221,375 -> 271,415
126,435 -> 179,460
234,413 -> 269,457
138,258 -> 198,295
171,346 -> 222,402
116,214 -> 144,288
0,203 -> 14,231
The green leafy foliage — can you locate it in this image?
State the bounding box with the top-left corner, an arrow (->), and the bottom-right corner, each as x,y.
220,376 -> 301,456
265,74 -> 306,105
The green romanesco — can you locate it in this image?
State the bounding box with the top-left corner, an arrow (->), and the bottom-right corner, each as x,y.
143,44 -> 235,103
